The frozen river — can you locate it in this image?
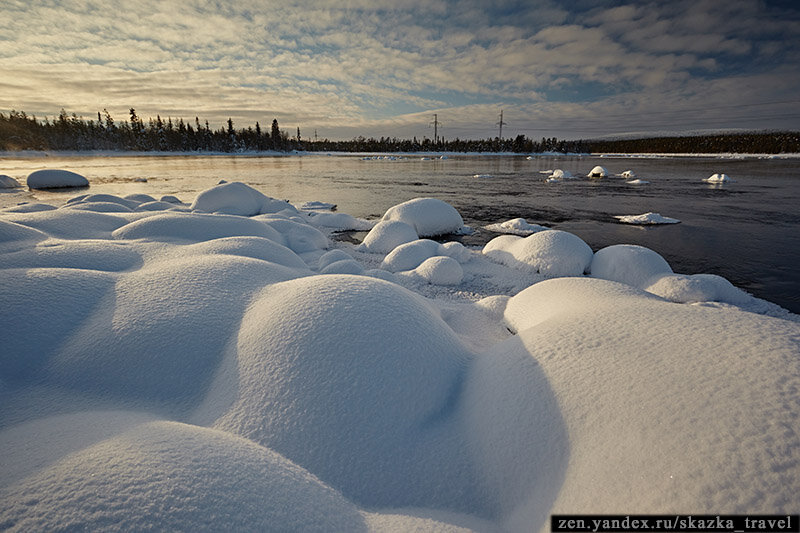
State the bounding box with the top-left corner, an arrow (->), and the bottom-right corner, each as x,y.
2,152 -> 799,313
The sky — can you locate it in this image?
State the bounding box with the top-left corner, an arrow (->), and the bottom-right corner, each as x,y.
1,0 -> 799,141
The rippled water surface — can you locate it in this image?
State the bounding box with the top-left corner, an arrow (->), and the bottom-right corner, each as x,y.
2,153 -> 799,312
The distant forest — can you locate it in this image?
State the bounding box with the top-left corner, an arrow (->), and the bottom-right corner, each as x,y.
1,108 -> 799,154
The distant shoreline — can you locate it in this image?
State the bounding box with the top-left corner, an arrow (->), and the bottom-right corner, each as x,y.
2,149 -> 800,160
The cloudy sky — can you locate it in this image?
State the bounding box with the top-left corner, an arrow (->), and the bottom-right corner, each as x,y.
2,0 -> 799,141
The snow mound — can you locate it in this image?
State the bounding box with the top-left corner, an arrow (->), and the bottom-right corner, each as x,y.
499,276 -> 800,521
160,195 -> 183,204
305,211 -> 372,231
645,273 -> 751,305
321,258 -> 365,275
0,174 -> 20,188
4,209 -> 129,239
26,169 -> 89,189
135,200 -> 181,211
381,239 -> 444,272
0,219 -> 49,244
614,212 -> 680,224
317,249 -> 354,270
382,198 -> 465,237
548,169 -> 573,180
414,256 -> 463,285
65,201 -> 133,213
625,179 -> 649,185
69,193 -> 140,210
257,217 -> 329,253
300,200 -> 337,210
112,212 -> 284,243
704,173 -> 734,183
485,218 -> 549,236
620,170 -> 636,178
360,220 -> 418,253
483,230 -> 593,277
587,165 -> 608,177
0,413 -> 365,531
440,241 -> 471,263
207,274 -> 477,510
191,181 -> 298,216
186,236 -> 309,270
590,244 -> 673,289
1,203 -> 57,213
125,193 -> 156,203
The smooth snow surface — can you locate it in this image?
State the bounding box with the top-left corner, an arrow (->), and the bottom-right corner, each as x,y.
382,197 -> 465,237
484,218 -> 549,236
0,174 -> 20,188
1,180 -> 798,533
26,169 -> 89,189
483,230 -> 594,277
614,212 -> 680,224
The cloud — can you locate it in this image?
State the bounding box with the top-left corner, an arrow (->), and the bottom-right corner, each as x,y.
1,0 -> 799,139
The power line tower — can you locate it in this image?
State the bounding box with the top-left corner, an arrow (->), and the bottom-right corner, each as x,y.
430,113 -> 442,144
496,109 -> 508,139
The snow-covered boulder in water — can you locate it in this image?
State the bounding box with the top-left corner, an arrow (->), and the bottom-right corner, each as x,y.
704,173 -> 734,183
27,169 -> 89,189
483,229 -> 593,277
614,213 -> 679,225
382,198 -> 464,237
587,165 -> 608,178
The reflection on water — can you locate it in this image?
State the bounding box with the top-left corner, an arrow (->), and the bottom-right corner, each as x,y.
1,153 -> 799,312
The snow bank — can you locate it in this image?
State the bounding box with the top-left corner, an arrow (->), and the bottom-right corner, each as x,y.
1,177 -> 797,533
500,277 -> 800,524
382,198 -> 465,237
0,174 -> 20,188
614,212 -> 680,224
484,218 -> 548,236
483,230 -> 593,276
26,169 -> 89,189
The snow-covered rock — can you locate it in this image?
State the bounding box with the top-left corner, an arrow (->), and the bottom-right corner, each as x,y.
413,256 -> 464,285
26,169 -> 89,189
590,244 -> 673,289
614,212 -> 679,224
483,230 -> 593,277
587,165 -> 608,178
360,219 -> 419,253
704,173 -> 734,183
645,273 -> 751,305
382,198 -> 465,237
485,217 -> 549,236
0,174 -> 20,188
191,181 -> 298,216
381,239 -> 444,272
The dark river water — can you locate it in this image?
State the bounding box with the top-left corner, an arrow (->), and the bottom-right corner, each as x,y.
2,153 -> 799,313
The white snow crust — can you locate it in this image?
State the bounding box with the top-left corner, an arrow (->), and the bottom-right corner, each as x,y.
26,169 -> 89,189
484,217 -> 549,236
614,212 -> 680,224
382,197 -> 465,237
1,180 -> 798,533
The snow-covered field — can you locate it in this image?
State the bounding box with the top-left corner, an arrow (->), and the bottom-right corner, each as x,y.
1,175 -> 798,532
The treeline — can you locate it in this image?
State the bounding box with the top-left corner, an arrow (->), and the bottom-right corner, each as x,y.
0,109 -> 296,152
585,132 -> 800,154
0,108 -> 581,153
2,108 -> 798,154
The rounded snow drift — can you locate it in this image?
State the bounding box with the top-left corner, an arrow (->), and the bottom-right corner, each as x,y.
212,274 -> 471,505
590,244 -> 672,289
483,229 -> 593,277
588,165 -> 608,178
27,169 -> 89,189
0,174 -> 21,188
382,197 -> 464,237
414,255 -> 463,285
360,219 -> 418,253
